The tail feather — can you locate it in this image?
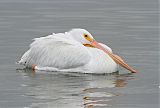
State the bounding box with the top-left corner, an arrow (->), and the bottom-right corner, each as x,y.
17,50 -> 30,66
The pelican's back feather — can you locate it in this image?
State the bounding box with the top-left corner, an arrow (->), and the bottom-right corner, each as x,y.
19,33 -> 91,69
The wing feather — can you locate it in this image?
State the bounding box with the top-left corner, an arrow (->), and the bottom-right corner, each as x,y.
19,34 -> 91,69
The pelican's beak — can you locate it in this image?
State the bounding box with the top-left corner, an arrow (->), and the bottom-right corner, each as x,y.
90,39 -> 137,73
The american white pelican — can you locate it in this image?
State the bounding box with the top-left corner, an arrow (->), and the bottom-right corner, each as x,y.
18,28 -> 136,73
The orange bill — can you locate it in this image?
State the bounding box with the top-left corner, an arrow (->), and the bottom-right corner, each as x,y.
90,40 -> 137,73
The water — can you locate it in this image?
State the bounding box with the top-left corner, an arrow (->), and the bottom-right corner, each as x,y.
0,0 -> 159,108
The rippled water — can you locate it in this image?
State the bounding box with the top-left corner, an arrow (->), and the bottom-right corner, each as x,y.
0,0 -> 159,108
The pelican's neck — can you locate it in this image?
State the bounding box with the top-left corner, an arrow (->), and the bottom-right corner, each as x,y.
98,43 -> 113,53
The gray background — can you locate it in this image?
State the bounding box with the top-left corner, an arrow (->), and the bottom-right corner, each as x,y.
0,0 -> 159,108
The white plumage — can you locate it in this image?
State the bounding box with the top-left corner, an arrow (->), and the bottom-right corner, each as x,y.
18,29 -> 118,73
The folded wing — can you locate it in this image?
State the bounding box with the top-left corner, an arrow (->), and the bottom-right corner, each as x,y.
18,34 -> 91,69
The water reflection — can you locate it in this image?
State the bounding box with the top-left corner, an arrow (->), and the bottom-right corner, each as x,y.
17,69 -> 134,108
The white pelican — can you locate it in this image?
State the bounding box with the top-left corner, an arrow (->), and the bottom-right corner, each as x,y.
18,28 -> 136,73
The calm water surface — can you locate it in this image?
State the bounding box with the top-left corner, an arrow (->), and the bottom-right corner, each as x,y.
0,0 -> 159,108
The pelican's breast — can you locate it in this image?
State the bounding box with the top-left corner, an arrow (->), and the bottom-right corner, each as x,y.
84,47 -> 118,73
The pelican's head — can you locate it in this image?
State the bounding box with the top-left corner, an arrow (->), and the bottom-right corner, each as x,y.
69,28 -> 94,45
69,28 -> 137,73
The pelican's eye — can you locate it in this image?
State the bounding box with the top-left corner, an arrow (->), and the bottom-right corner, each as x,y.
83,34 -> 91,41
84,34 -> 88,37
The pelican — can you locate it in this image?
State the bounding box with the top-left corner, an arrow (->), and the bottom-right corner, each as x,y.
18,28 -> 136,73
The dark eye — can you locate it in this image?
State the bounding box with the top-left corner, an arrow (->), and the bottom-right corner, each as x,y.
84,34 -> 88,37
